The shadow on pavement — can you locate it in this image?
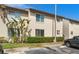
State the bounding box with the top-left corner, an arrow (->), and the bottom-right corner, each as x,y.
70,46 -> 79,50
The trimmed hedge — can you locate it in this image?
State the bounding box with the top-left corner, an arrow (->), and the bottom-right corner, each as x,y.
56,37 -> 64,42
26,37 -> 64,43
26,37 -> 54,43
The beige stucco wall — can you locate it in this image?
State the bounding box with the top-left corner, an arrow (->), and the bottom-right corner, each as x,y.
0,16 -> 8,38
63,19 -> 79,39
69,21 -> 79,38
29,12 -> 55,37
63,19 -> 69,39
29,11 -> 63,37
56,19 -> 63,37
0,9 -> 28,39
0,8 -> 68,38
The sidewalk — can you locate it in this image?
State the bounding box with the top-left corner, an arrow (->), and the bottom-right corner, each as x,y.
42,42 -> 63,47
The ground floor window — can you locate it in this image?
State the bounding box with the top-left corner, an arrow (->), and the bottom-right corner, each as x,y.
35,29 -> 44,36
71,31 -> 73,35
57,30 -> 60,35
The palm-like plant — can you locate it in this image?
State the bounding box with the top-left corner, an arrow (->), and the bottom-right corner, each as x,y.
11,17 -> 31,43
0,5 -> 31,43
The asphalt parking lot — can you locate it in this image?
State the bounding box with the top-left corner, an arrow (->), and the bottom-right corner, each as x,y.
24,46 -> 79,54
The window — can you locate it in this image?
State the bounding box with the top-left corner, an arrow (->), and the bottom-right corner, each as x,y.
57,30 -> 60,35
71,31 -> 73,35
35,29 -> 44,36
9,11 -> 22,18
36,14 -> 44,22
57,18 -> 62,22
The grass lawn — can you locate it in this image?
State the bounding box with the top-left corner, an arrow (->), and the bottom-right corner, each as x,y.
2,43 -> 43,49
2,42 -> 63,49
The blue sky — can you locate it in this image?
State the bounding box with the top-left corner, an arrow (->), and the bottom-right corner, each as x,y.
7,4 -> 79,20
57,4 -> 79,20
7,4 -> 55,14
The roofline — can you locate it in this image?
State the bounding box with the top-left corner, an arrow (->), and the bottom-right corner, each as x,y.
64,17 -> 79,23
28,8 -> 79,23
27,8 -> 64,18
0,4 -> 79,23
0,4 -> 28,12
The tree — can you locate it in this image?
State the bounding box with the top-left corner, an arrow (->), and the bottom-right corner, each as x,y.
11,17 -> 31,43
0,5 -> 31,43
0,5 -> 9,24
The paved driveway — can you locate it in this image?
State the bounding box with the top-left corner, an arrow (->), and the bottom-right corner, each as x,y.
4,45 -> 79,54
24,46 -> 79,54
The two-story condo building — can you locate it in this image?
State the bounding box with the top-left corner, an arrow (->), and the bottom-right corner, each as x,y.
0,5 -> 79,40
0,5 -> 64,40
27,8 -> 64,37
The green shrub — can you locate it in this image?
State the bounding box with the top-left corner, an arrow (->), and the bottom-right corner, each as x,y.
26,37 -> 54,43
0,37 -> 8,43
56,37 -> 64,42
25,37 -> 64,43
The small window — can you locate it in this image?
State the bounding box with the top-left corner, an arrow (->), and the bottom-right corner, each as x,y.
57,30 -> 60,35
57,18 -> 62,22
71,31 -> 73,35
35,29 -> 44,36
36,14 -> 40,22
36,14 -> 44,22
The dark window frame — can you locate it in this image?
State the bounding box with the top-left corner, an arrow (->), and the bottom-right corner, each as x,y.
57,30 -> 60,35
71,31 -> 73,35
35,29 -> 44,37
57,18 -> 62,22
36,14 -> 44,22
